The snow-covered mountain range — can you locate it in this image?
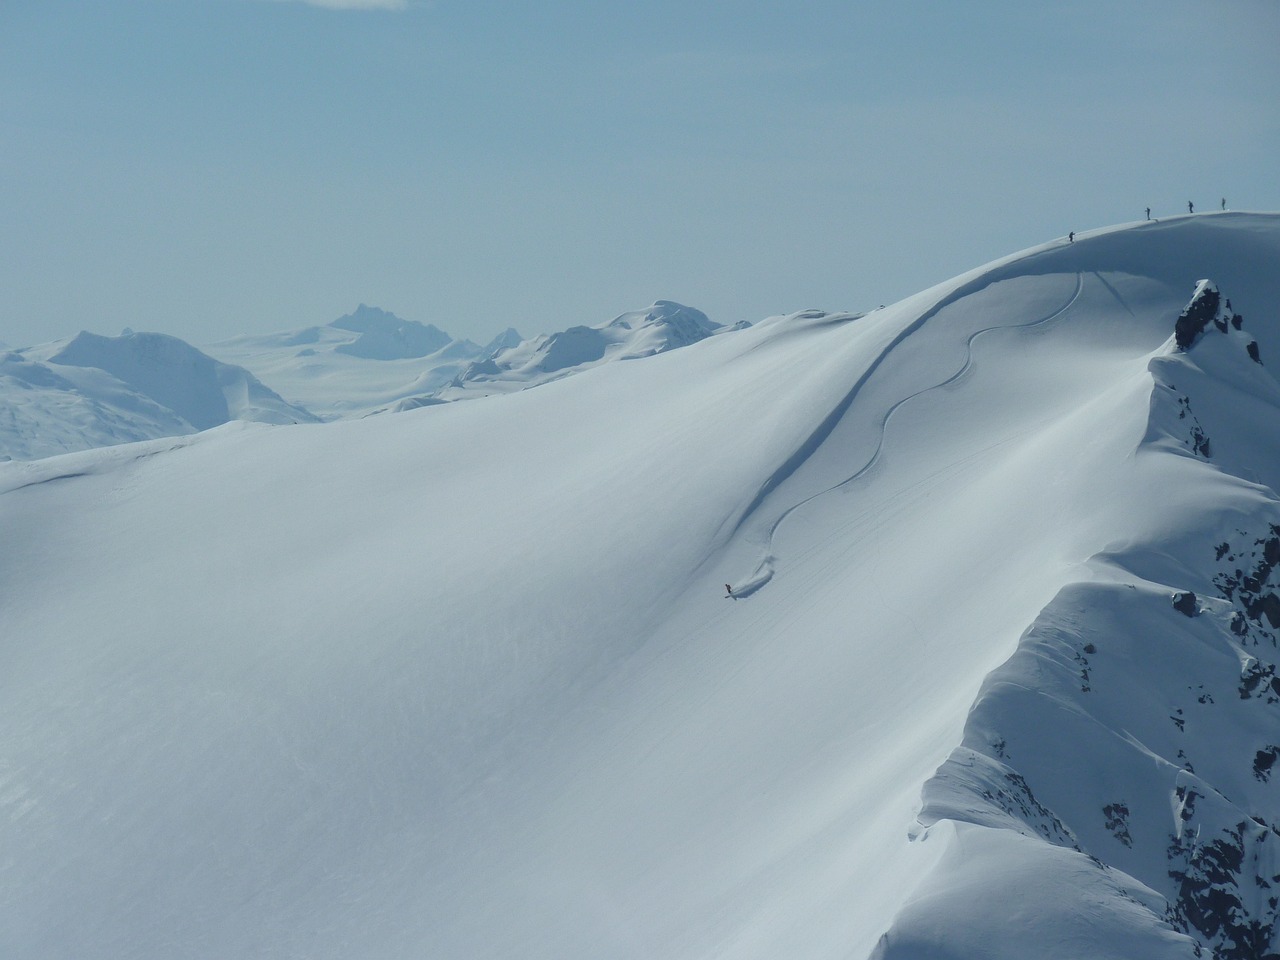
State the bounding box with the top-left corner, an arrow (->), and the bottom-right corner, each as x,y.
1,331 -> 317,461
433,300 -> 732,402
2,301 -> 736,458
203,303 -> 506,420
3,212 -> 1280,959
207,300 -> 733,415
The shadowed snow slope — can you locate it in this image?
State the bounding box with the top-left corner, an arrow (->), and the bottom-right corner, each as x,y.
2,331 -> 317,461
3,213 -> 1280,959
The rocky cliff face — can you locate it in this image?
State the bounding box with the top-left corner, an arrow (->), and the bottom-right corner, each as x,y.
896,281 -> 1280,959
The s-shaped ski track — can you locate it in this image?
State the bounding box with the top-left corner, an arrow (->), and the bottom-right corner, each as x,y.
729,271 -> 1085,598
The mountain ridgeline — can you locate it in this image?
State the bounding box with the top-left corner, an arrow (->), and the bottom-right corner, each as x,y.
884,277 -> 1280,959
1,301 -> 727,458
3,213 -> 1280,960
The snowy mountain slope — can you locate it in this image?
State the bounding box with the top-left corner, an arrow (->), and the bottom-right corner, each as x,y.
0,350 -> 192,461
205,303 -> 494,419
1,331 -> 316,461
877,277 -> 1280,959
433,300 -> 727,401
2,213 -> 1280,959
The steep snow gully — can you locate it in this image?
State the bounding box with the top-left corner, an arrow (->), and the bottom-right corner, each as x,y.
4,213 -> 1280,960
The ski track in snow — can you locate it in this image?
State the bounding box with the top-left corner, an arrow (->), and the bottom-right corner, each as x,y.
0,435 -> 201,495
732,271 -> 1085,598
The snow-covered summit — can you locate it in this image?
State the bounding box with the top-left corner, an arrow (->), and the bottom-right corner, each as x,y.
45,330 -> 315,430
482,326 -> 524,355
601,299 -> 720,351
328,303 -> 455,360
438,299 -> 723,400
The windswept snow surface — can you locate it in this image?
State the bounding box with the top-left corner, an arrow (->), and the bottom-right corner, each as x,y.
3,213 -> 1280,958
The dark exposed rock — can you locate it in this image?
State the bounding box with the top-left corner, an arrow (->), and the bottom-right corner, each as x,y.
1171,282 -> 1260,368
1175,284 -> 1221,350
1175,395 -> 1212,457
1167,819 -> 1280,960
1103,802 -> 1133,847
1174,592 -> 1199,617
1253,747 -> 1280,783
1238,659 -> 1280,703
978,770 -> 1079,849
1192,427 -> 1212,458
1214,527 -> 1280,641
1248,594 -> 1280,630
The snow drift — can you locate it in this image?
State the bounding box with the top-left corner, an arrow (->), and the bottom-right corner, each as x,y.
3,213 -> 1280,959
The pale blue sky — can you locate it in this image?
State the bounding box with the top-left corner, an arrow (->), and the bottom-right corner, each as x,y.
3,0 -> 1277,347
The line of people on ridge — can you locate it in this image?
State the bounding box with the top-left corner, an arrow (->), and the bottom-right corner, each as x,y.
1068,198 -> 1230,244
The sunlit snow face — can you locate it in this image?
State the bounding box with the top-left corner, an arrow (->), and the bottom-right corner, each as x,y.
5,214 -> 1280,960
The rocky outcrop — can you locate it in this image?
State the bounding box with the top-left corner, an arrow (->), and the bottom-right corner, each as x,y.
1173,591 -> 1198,617
1175,282 -> 1222,350
1175,281 -> 1254,360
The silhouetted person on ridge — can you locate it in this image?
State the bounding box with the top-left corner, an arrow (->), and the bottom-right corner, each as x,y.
1189,201 -> 1195,213
1221,198 -> 1227,210
1146,207 -> 1151,220
1068,232 -> 1074,243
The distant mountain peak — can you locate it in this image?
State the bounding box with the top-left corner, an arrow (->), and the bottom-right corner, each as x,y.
329,305 -> 454,360
1176,280 -> 1261,364
444,300 -> 723,399
331,303 -> 400,332
483,327 -> 523,357
606,300 -> 717,339
48,329 -> 314,432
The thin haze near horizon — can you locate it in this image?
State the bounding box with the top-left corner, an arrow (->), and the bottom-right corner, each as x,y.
2,0 -> 1278,350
